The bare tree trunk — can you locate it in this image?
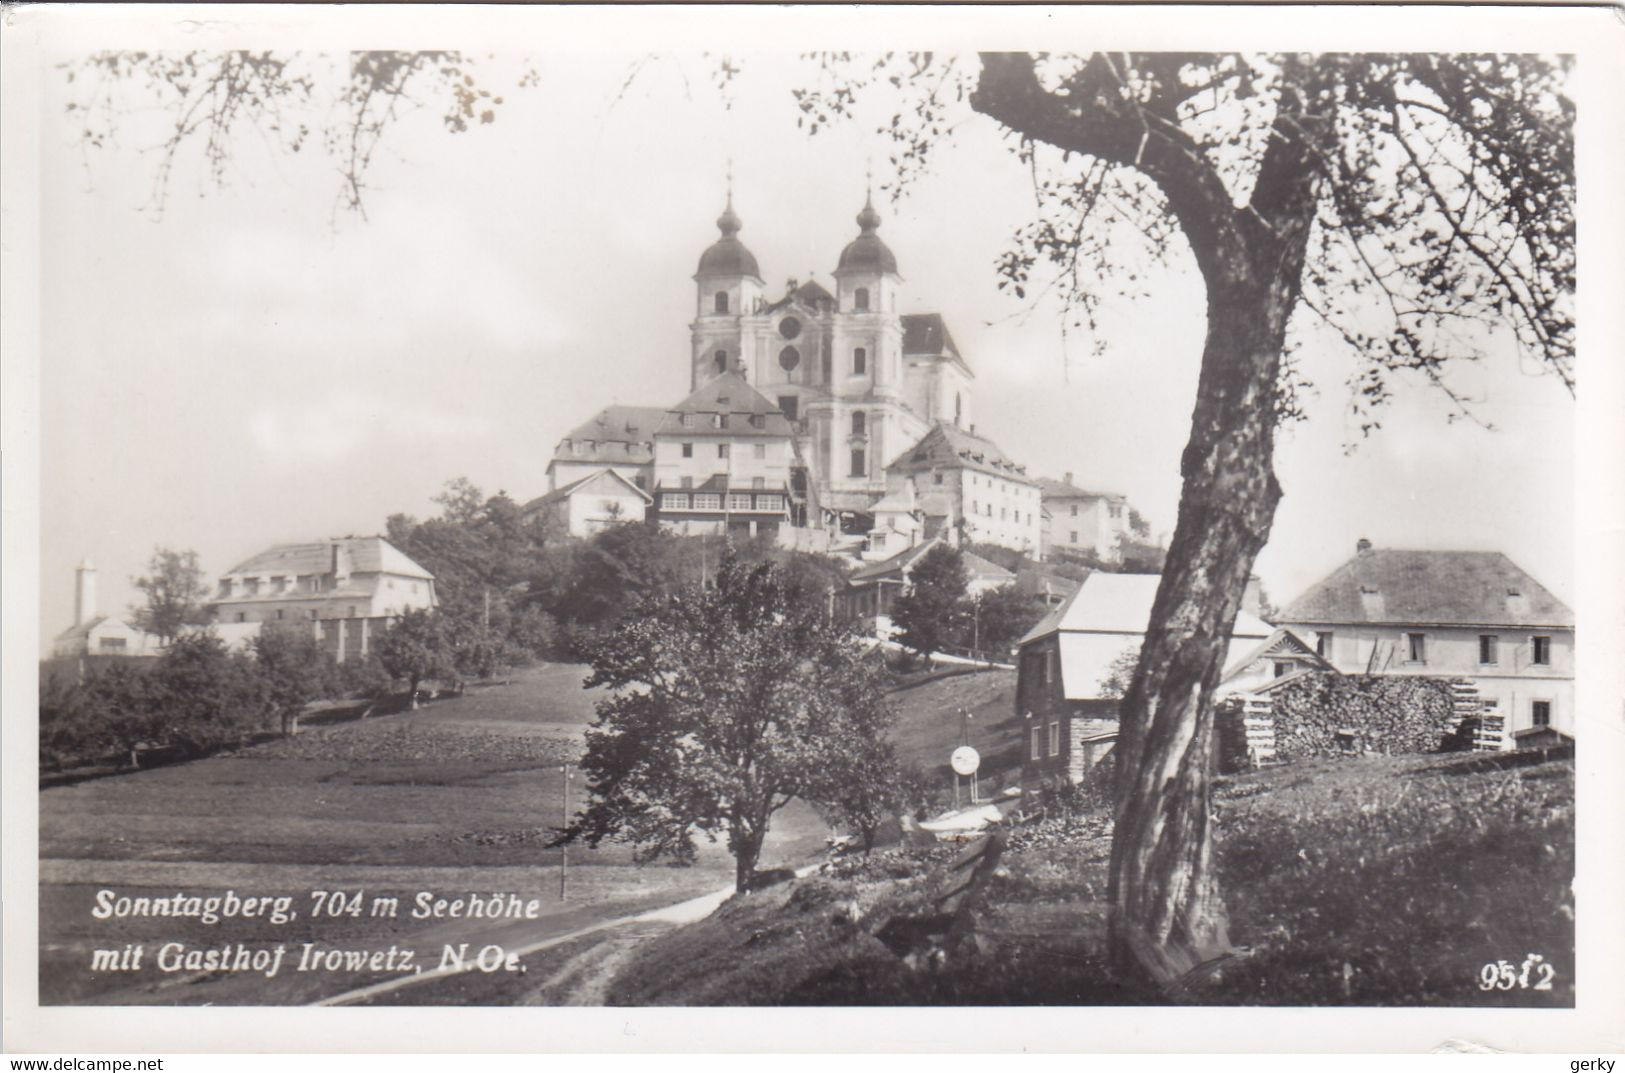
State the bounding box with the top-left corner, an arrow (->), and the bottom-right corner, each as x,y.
733,820 -> 766,894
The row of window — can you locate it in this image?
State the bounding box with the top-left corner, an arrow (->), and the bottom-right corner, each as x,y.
231,606 -> 366,624
660,493 -> 784,513
220,575 -> 327,598
677,411 -> 769,431
713,344 -> 879,385
713,287 -> 876,316
679,442 -> 770,460
1311,631 -> 1555,667
968,499 -> 1034,524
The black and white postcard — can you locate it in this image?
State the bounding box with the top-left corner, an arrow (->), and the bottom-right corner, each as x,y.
3,2 -> 1622,1056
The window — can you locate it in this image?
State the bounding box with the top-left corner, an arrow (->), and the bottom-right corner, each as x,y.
934,471 -> 943,485
680,476 -> 693,490
752,475 -> 765,489
1030,727 -> 1041,762
236,612 -> 247,623
714,350 -> 728,374
1315,631 -> 1333,657
756,494 -> 782,512
1273,661 -> 1292,678
1048,721 -> 1060,757
714,291 -> 729,314
778,396 -> 798,421
749,414 -> 765,430
1070,531 -> 1079,544
852,411 -> 866,436
955,393 -> 963,425
727,493 -> 753,511
853,347 -> 867,375
1532,700 -> 1552,727
717,443 -> 729,459
98,636 -> 127,651
1406,632 -> 1427,663
1532,635 -> 1552,665
244,577 -> 260,596
779,345 -> 800,372
693,493 -> 722,510
275,609 -> 285,621
854,287 -> 870,312
713,413 -> 727,430
309,609 -> 319,620
1070,504 -> 1078,517
753,444 -> 766,460
348,606 -> 358,618
681,442 -> 693,458
680,413 -> 695,428
1109,503 -> 1123,520
662,493 -> 690,510
1479,634 -> 1499,665
850,449 -> 866,477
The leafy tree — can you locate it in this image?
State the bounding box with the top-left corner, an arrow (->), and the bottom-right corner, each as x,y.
144,632 -> 270,756
251,621 -> 339,735
1098,644 -> 1142,701
375,608 -> 454,707
130,547 -> 212,644
957,583 -> 1046,658
889,543 -> 969,660
817,748 -> 927,854
572,556 -> 896,892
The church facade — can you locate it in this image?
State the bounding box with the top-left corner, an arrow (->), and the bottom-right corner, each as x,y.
689,193 -> 976,519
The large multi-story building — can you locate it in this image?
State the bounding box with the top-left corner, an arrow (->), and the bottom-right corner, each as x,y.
689,193 -> 976,518
1036,474 -> 1132,563
648,371 -> 799,539
205,536 -> 437,662
884,422 -> 1043,558
1278,541 -> 1574,747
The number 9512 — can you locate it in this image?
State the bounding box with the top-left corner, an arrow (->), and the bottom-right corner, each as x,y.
1479,955 -> 1555,991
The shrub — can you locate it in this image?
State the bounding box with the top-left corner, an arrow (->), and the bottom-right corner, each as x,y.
1269,674 -> 1458,760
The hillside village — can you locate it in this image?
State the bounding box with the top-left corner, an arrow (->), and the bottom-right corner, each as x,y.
49,194 -> 1575,764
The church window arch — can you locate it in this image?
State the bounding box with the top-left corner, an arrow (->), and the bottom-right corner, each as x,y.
715,291 -> 730,314
852,411 -> 866,437
853,347 -> 867,375
854,287 -> 870,312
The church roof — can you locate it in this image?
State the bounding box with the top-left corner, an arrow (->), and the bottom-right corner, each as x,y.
889,422 -> 1034,484
655,372 -> 795,437
900,314 -> 960,359
695,197 -> 763,279
552,405 -> 665,466
836,194 -> 899,275
1280,546 -> 1573,628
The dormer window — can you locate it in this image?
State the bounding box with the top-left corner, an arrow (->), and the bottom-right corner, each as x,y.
715,291 -> 729,314
854,287 -> 870,312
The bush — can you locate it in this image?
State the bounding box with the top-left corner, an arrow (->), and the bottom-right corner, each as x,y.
1270,674 -> 1458,760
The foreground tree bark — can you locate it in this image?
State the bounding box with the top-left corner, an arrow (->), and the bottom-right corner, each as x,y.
972,52 -> 1332,987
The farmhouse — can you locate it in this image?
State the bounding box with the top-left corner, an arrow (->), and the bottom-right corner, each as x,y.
205,536 -> 437,662
1015,572 -> 1330,784
521,468 -> 653,536
842,534 -> 1014,638
1278,540 -> 1574,748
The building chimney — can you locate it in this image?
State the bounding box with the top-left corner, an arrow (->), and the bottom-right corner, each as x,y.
74,557 -> 97,626
1064,471 -> 1074,487
1356,537 -> 1373,554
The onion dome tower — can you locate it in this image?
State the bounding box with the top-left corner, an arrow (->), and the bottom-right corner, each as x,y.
691,187 -> 764,388
834,189 -> 900,315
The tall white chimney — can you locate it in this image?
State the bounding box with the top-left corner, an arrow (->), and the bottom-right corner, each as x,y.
75,557 -> 97,626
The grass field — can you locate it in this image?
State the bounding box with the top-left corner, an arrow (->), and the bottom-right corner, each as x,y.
887,668 -> 1023,803
37,663 -> 830,1006
605,751 -> 1575,1006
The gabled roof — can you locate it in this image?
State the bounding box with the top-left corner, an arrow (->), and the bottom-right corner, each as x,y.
1034,476 -> 1125,502
1220,626 -> 1335,681
888,422 -> 1034,484
655,372 -> 795,437
222,536 -> 434,581
551,404 -> 666,467
53,614 -> 111,642
849,534 -> 1015,586
522,468 -> 652,513
1280,548 -> 1573,629
901,313 -> 973,377
1019,572 -> 1274,646
763,279 -> 837,315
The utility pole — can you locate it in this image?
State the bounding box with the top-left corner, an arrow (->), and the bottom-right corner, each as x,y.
559,764 -> 573,900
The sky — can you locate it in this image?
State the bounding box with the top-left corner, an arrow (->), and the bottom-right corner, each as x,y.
36,48 -> 1576,639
